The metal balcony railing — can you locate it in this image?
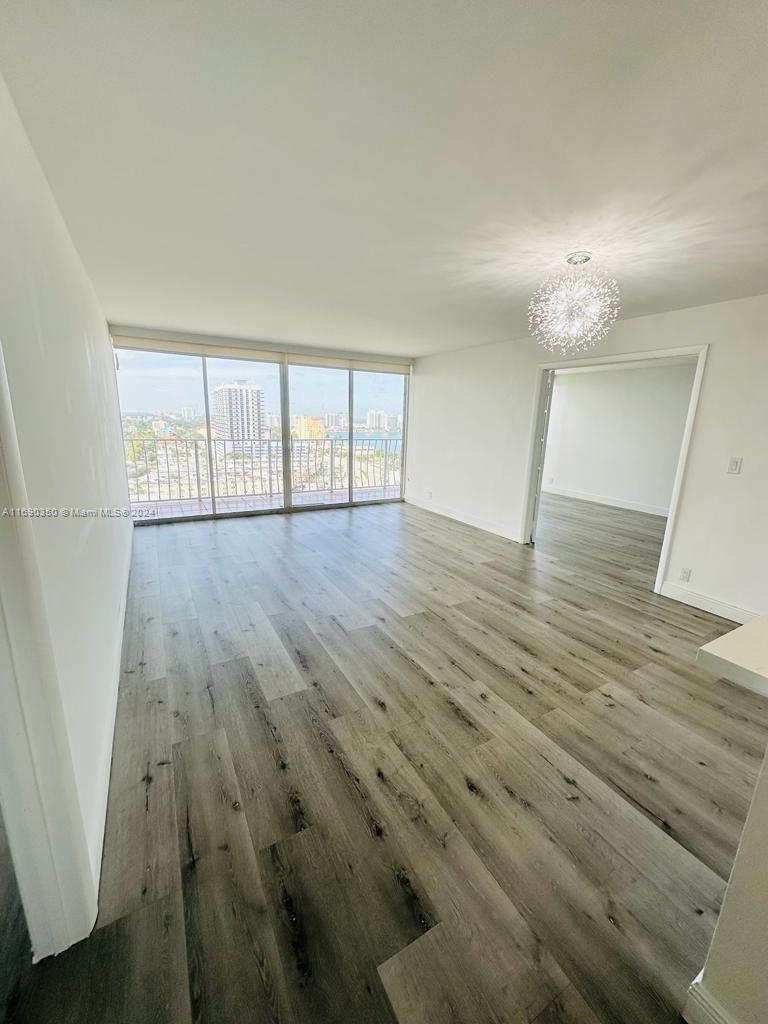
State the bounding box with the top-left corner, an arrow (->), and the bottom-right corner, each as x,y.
123,436 -> 402,504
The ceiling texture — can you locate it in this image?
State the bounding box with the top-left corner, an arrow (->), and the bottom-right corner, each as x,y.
1,1 -> 767,357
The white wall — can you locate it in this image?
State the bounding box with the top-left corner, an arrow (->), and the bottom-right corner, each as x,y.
0,75 -> 131,899
542,363 -> 696,516
406,293 -> 768,622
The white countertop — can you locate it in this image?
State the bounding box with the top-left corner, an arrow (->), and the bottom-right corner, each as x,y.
697,615 -> 768,697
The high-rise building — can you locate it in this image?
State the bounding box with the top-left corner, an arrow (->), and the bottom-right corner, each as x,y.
366,409 -> 387,431
324,412 -> 339,428
213,380 -> 264,447
181,405 -> 197,421
295,414 -> 325,439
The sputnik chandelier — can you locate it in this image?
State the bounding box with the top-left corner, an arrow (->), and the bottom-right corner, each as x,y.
528,252 -> 620,354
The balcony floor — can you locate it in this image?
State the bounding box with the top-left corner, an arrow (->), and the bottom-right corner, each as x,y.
131,485 -> 401,521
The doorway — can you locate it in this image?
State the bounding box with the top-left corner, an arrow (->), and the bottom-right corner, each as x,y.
524,348 -> 707,593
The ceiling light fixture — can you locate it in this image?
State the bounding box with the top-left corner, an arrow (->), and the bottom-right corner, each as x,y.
528,252 -> 620,354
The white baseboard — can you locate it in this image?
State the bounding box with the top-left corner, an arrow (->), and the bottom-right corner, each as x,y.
683,975 -> 736,1024
404,496 -> 520,542
660,582 -> 758,625
542,485 -> 668,517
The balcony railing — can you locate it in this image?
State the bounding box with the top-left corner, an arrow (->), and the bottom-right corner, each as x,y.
123,436 -> 402,505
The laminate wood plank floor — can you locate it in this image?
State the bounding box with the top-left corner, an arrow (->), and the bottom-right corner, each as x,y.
0,810 -> 33,1024
8,493 -> 767,1024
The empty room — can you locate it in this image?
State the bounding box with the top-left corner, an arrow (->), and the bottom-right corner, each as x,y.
1,4 -> 767,1024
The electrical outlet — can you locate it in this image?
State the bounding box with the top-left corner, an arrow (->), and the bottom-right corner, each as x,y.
727,456 -> 743,475
679,567 -> 692,583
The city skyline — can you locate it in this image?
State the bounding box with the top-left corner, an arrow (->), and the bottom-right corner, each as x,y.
121,407 -> 402,433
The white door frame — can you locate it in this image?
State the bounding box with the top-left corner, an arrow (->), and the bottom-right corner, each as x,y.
520,344 -> 709,594
527,369 -> 555,545
0,342 -> 97,960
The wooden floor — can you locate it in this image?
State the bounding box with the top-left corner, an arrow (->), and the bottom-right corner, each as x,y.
0,809 -> 32,1023
9,494 -> 768,1024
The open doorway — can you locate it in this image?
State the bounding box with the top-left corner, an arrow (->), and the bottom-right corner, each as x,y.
525,350 -> 706,593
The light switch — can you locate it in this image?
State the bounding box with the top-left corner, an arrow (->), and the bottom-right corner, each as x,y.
727,457 -> 743,475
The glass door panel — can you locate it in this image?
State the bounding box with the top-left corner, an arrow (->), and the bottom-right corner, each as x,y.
115,349 -> 213,520
288,365 -> 349,506
205,357 -> 284,513
352,371 -> 405,501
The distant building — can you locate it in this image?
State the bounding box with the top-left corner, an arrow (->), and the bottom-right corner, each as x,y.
325,411 -> 350,431
212,381 -> 264,449
295,414 -> 325,439
366,409 -> 387,431
386,414 -> 401,433
181,405 -> 197,421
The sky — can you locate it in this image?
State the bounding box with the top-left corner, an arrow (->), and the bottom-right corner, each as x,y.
115,349 -> 405,417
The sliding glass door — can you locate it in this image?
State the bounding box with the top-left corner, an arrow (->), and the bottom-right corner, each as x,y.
115,349 -> 213,520
206,356 -> 284,513
288,364 -> 350,506
352,370 -> 406,502
115,346 -> 408,521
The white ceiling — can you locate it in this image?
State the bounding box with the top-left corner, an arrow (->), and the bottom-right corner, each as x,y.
1,1 -> 767,358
